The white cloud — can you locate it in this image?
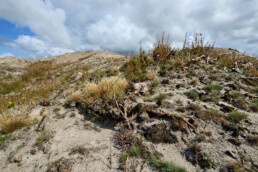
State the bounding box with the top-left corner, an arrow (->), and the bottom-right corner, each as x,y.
0,0 -> 257,58
8,35 -> 73,59
0,53 -> 14,58
0,0 -> 71,47
86,15 -> 153,52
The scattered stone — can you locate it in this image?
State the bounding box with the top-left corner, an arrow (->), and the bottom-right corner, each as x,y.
228,138 -> 242,146
13,157 -> 22,163
161,79 -> 170,85
225,150 -> 237,159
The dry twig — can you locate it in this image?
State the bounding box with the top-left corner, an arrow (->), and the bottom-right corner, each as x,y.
146,109 -> 196,129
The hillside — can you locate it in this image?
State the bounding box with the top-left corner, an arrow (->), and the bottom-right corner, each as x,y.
0,46 -> 257,172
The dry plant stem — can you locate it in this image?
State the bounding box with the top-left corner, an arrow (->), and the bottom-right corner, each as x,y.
146,109 -> 196,129
115,98 -> 132,130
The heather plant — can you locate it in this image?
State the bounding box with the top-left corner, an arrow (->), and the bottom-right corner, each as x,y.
112,129 -> 135,151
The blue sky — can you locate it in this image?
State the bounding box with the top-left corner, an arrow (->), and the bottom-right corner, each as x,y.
0,0 -> 257,59
0,19 -> 34,57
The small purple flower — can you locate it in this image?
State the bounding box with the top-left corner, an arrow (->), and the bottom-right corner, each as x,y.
112,129 -> 135,151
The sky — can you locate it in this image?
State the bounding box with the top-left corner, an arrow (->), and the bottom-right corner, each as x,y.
0,0 -> 257,59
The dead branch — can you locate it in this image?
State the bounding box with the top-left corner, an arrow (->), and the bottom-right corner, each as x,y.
115,98 -> 132,130
146,109 -> 196,129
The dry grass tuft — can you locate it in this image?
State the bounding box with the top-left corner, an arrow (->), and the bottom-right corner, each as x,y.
83,76 -> 129,103
0,115 -> 30,134
147,70 -> 158,80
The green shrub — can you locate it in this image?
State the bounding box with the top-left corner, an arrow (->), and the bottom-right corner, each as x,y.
150,155 -> 187,172
228,112 -> 247,123
128,146 -> 141,156
123,55 -> 148,82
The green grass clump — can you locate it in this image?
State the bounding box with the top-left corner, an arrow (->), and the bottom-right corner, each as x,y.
202,92 -> 220,103
145,93 -> 167,102
249,98 -> 258,112
234,98 -> 247,110
36,131 -> 52,150
69,146 -> 90,156
185,90 -> 198,100
53,107 -> 60,113
204,84 -> 222,92
69,112 -> 76,118
185,70 -> 196,78
228,112 -> 248,123
152,80 -> 159,88
128,146 -> 142,156
230,92 -> 242,99
0,134 -> 8,143
187,103 -> 201,112
150,155 -> 187,172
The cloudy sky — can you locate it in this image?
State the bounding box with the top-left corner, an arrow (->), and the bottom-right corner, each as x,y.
0,0 -> 257,58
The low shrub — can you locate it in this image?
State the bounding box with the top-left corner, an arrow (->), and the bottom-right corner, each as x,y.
112,129 -> 135,151
153,33 -> 172,63
123,55 -> 148,82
